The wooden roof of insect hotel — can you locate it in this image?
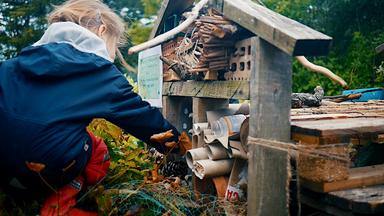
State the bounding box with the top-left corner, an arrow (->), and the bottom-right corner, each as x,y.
150,0 -> 332,56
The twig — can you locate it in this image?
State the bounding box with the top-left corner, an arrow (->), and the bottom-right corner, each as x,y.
128,0 -> 209,54
117,49 -> 137,73
324,93 -> 362,103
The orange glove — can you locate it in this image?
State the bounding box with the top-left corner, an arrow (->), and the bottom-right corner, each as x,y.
151,131 -> 192,155
40,176 -> 84,216
150,129 -> 174,144
176,132 -> 192,155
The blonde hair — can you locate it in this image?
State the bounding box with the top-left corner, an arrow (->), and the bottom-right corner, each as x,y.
48,0 -> 126,47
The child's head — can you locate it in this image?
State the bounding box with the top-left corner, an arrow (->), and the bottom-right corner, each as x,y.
48,0 -> 126,60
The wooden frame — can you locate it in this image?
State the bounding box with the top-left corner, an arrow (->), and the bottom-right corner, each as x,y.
247,36 -> 292,215
151,0 -> 332,215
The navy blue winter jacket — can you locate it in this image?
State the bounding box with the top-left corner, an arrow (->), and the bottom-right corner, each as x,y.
0,22 -> 178,189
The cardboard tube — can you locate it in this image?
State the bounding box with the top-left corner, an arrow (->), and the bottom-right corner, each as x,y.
193,123 -> 209,135
228,141 -> 248,160
186,148 -> 209,169
206,143 -> 229,160
240,117 -> 249,151
193,159 -> 234,179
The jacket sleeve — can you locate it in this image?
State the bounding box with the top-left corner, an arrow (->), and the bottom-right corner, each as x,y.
107,76 -> 180,153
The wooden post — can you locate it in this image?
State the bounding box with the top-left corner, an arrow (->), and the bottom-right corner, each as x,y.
162,96 -> 192,133
192,97 -> 229,197
248,37 -> 292,215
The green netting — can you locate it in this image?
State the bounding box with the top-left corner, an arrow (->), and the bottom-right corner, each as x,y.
78,179 -> 247,216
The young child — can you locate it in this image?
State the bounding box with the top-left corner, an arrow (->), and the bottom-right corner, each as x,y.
0,0 -> 179,215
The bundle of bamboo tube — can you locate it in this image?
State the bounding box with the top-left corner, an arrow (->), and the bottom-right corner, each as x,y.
188,9 -> 238,78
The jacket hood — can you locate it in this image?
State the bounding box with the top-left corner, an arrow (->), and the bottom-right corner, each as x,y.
17,22 -> 113,78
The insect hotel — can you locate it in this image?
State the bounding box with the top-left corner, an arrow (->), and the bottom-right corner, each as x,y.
129,0 -> 384,215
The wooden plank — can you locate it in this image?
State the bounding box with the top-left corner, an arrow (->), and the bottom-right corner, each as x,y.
248,37 -> 292,215
327,185 -> 384,214
301,185 -> 384,214
212,176 -> 229,198
301,193 -> 354,216
293,132 -> 383,145
291,113 -> 378,121
163,81 -> 249,99
291,118 -> 384,137
150,0 -> 194,39
301,164 -> 384,193
149,0 -> 169,39
210,0 -> 332,56
291,100 -> 384,118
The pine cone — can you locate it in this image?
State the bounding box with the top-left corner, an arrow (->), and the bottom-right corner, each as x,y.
161,160 -> 189,177
149,148 -> 164,164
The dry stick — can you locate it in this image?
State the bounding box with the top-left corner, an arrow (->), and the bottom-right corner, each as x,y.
128,0 -> 209,55
296,56 -> 348,89
117,49 -> 137,73
199,17 -> 232,24
189,68 -> 209,72
325,93 -> 362,103
38,172 -> 58,193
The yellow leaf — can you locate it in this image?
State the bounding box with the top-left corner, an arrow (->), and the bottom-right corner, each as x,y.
179,132 -> 192,155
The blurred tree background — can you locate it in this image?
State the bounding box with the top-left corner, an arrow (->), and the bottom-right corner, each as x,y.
0,0 -> 161,75
0,0 -> 383,95
261,0 -> 384,94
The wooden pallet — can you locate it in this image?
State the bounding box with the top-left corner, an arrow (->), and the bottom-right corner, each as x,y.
292,100 -> 384,145
301,185 -> 384,215
292,117 -> 384,145
301,164 -> 384,193
291,101 -> 384,117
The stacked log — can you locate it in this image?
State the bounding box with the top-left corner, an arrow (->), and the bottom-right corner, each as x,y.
189,9 -> 238,79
